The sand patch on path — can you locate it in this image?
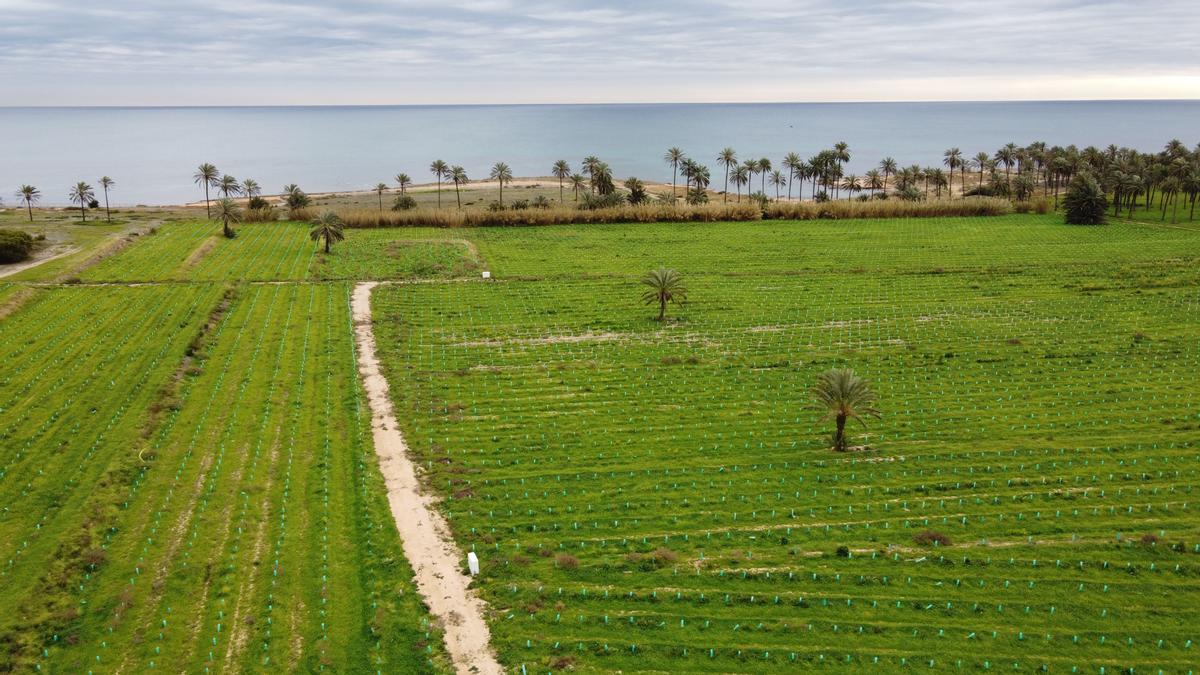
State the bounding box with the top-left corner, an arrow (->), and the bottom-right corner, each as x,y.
351,282 -> 502,675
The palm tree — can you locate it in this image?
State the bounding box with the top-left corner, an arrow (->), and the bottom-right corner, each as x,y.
309,211 -> 345,253
242,178 -> 261,203
879,157 -> 897,193
581,156 -> 601,195
490,162 -> 513,205
757,158 -> 772,194
569,173 -> 586,202
973,152 -> 991,192
768,169 -> 786,199
718,147 -> 737,202
942,148 -> 962,198
218,174 -> 241,199
841,175 -> 862,201
995,144 -> 1017,181
742,159 -> 759,197
16,185 -> 40,221
552,160 -> 570,203
782,152 -> 802,200
395,173 -> 412,194
813,368 -> 881,452
450,166 -> 468,208
591,162 -> 615,195
731,165 -> 749,202
374,182 -> 389,213
430,160 -> 449,208
641,268 -> 687,321
193,163 -> 220,217
69,181 -> 95,222
664,147 -> 685,198
865,169 -> 883,197
97,176 -> 115,221
214,197 -> 241,238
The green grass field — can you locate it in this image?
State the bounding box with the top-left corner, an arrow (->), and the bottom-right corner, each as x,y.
1,213 -> 1198,673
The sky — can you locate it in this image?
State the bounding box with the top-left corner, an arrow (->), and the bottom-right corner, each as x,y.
1,0 -> 1198,105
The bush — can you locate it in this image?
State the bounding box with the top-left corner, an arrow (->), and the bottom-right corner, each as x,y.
913,530 -> 951,547
242,205 -> 278,222
247,196 -> 270,210
766,197 -> 1011,221
531,195 -> 551,209
686,187 -> 709,205
0,229 -> 35,263
1063,173 -> 1107,225
509,199 -> 530,211
580,192 -> 626,210
392,194 -> 417,211
835,545 -> 850,558
625,178 -> 648,205
555,553 -> 579,569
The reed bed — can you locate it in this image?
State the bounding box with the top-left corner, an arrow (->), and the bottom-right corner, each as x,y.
765,196 -> 1013,220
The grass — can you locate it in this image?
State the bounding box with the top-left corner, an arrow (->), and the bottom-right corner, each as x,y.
2,210 -> 1198,672
367,214 -> 1200,672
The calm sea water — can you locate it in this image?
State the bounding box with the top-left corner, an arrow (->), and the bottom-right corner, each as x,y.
2,101 -> 1197,206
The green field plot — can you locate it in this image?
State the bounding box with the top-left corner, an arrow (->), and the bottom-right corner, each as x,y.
372,216 -> 1200,672
0,282 -> 444,672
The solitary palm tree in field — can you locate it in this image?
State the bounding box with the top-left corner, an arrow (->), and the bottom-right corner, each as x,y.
214,198 -> 241,238
718,147 -> 737,202
450,166 -> 468,208
69,181 -> 95,222
17,185 -> 39,221
879,157 -> 897,193
768,169 -> 786,199
552,160 -> 570,203
664,147 -> 685,198
430,160 -> 449,208
490,162 -> 513,206
99,176 -> 114,221
943,148 -> 962,197
242,178 -> 261,202
569,173 -> 586,201
973,152 -> 991,191
309,211 -> 345,253
641,268 -> 687,321
813,368 -> 881,452
395,173 -> 412,194
218,174 -> 241,199
374,183 -> 388,213
194,163 -> 220,217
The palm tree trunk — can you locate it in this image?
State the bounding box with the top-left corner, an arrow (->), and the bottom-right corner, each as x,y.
104,188 -> 111,221
437,178 -> 442,208
325,235 -> 330,254
672,164 -> 677,198
658,297 -> 665,321
559,178 -> 563,203
499,181 -> 503,206
26,201 -> 32,221
204,184 -> 211,218
80,201 -> 86,222
835,414 -> 847,451
723,167 -> 729,203
455,184 -> 461,209
378,193 -> 383,214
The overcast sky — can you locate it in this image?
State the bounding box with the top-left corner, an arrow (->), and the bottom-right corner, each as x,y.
1,0 -> 1197,105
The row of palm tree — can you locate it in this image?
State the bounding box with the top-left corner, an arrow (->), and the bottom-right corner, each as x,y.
13,178 -> 114,223
193,164 -> 264,217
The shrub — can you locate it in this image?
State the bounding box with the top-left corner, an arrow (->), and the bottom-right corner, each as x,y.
1140,533 -> 1159,546
242,205 -> 278,222
913,530 -> 951,547
555,553 -> 579,569
580,192 -> 626,210
0,229 -> 35,263
835,545 -> 850,558
625,177 -> 648,205
247,196 -> 270,210
687,187 -> 709,205
509,199 -> 530,211
531,195 -> 551,210
897,186 -> 922,202
1063,173 -> 1107,225
392,194 -> 417,211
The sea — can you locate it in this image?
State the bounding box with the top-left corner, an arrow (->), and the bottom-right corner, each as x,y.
2,100 -> 1197,206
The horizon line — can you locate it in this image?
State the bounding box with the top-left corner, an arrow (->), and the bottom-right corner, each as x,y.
3,97 -> 1200,110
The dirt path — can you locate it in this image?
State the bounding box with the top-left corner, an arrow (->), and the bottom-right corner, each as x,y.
351,281 -> 503,675
0,246 -> 78,279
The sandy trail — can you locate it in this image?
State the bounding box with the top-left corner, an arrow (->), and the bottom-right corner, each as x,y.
0,246 -> 77,279
351,281 -> 502,675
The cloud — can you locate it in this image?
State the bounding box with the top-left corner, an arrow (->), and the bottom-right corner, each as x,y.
0,0 -> 1196,104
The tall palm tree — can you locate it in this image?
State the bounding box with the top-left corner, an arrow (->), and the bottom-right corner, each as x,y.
17,184 -> 40,221
490,162 -> 513,205
664,147 -> 685,198
430,160 -> 449,208
374,182 -> 389,213
591,162 -> 614,195
742,159 -> 759,197
640,268 -> 687,321
757,158 -> 772,194
813,368 -> 881,452
309,211 -> 345,253
782,152 -> 802,200
450,166 -> 468,208
731,165 -> 749,202
995,144 -> 1017,180
942,148 -> 962,198
569,173 -> 586,201
69,181 -> 95,222
552,160 -> 571,203
581,156 -> 601,195
973,152 -> 991,192
841,174 -> 862,200
395,173 -> 412,194
242,178 -> 261,203
193,163 -> 220,217
768,169 -> 786,199
865,169 -> 883,197
718,147 -> 737,202
214,197 -> 241,238
879,157 -> 897,193
218,174 -> 241,199
98,176 -> 115,221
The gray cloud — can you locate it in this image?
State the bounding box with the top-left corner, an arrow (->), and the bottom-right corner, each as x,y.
0,0 -> 1196,104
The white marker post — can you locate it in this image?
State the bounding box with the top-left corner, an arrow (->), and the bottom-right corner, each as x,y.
467,551 -> 480,576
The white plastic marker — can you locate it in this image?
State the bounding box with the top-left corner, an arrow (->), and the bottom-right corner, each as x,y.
468,552 -> 480,576
482,270 -> 491,279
